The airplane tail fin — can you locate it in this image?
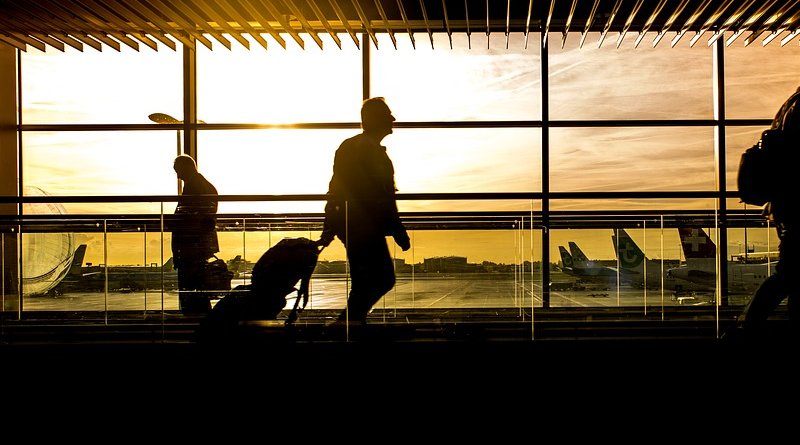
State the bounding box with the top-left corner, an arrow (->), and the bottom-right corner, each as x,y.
613,229 -> 646,270
558,245 -> 574,269
67,244 -> 87,276
568,241 -> 590,263
163,257 -> 174,271
678,227 -> 717,260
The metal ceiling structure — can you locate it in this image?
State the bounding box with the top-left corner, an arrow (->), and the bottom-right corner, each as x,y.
1,0 -> 799,53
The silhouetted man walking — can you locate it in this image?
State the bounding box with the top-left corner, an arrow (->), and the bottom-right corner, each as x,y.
319,97 -> 411,325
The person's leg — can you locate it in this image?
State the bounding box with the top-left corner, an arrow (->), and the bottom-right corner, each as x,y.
740,233 -> 795,338
740,273 -> 787,335
178,260 -> 210,314
341,236 -> 395,323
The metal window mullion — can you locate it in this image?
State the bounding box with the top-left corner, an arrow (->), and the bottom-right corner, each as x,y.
541,31 -> 550,309
713,38 -> 729,307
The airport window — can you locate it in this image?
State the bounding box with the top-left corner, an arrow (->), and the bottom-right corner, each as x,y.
370,33 -> 541,121
548,32 -> 714,121
10,30 -> 800,317
195,33 -> 363,124
20,46 -> 182,125
21,130 -> 178,208
549,126 -> 716,197
724,35 -> 800,119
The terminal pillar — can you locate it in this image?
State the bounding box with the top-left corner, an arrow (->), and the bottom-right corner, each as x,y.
0,45 -> 20,311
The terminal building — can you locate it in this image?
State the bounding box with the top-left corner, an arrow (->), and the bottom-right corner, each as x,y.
1,1 -> 798,370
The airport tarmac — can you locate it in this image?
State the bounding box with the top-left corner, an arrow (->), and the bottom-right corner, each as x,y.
17,274 -> 735,313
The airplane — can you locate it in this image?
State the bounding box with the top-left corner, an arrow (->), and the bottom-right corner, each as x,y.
668,227 -> 776,295
555,242 -> 622,290
46,244 -> 179,295
612,228 -> 712,302
226,254 -> 254,279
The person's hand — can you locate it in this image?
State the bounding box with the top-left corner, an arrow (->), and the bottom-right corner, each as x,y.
394,231 -> 411,252
317,233 -> 334,248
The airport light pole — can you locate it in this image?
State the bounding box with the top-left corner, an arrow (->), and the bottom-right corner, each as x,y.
149,112 -> 183,194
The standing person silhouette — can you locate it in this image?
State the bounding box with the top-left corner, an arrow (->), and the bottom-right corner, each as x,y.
733,86 -> 800,342
319,97 -> 411,325
171,154 -> 220,314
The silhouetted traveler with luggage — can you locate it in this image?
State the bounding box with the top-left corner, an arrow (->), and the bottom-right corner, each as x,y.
171,154 -> 220,314
731,87 -> 800,342
319,97 -> 411,325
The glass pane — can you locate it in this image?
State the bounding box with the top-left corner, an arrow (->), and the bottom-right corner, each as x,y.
725,32 -> 800,119
726,125 -> 763,192
198,127 -> 541,212
196,34 -> 362,123
21,46 -> 182,124
371,33 -> 541,121
22,131 -> 179,209
389,128 -> 541,196
549,32 -> 713,120
550,126 -> 715,193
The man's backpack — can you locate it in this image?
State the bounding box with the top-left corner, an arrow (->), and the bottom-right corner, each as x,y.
198,237 -> 322,341
737,129 -> 782,206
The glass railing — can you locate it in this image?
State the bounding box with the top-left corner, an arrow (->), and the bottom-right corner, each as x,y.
0,194 -> 779,342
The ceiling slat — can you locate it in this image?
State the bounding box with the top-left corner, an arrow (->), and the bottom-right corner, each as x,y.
8,32 -> 47,52
141,0 -> 216,50
543,0 -> 555,47
617,0 -> 645,48
0,34 -> 29,52
396,0 -> 415,49
699,0 -> 752,47
305,0 -> 342,48
70,0 -> 140,51
464,0 -> 471,49
214,2 -> 271,51
561,0 -> 579,49
29,33 -> 67,52
441,0 -> 452,49
0,13 -> 61,51
283,0 -> 326,49
580,0 -> 601,49
374,0 -> 397,49
634,0 -> 668,48
82,0 -> 159,51
653,0 -> 691,47
238,0 -> 288,49
258,0 -> 307,49
328,0 -> 361,48
418,0 -> 434,49
166,0 -> 234,50
670,0 -> 715,47
122,0 -> 197,49
51,33 -> 87,52
189,0 -> 254,49
96,0 -> 177,50
598,0 -> 623,48
741,0 -> 790,46
2,0 -> 800,53
350,0 -> 379,49
13,0 -> 103,51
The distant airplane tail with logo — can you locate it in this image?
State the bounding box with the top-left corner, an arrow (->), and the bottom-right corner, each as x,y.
678,227 -> 717,260
612,229 -> 646,272
558,245 -> 574,270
